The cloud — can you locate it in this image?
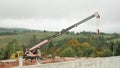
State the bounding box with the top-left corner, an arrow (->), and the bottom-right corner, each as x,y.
0,0 -> 120,33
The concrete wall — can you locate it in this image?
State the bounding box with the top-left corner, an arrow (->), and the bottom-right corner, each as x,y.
20,56 -> 120,68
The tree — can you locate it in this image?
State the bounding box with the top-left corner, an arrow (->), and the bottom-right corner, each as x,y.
59,46 -> 76,57
55,48 -> 62,56
96,48 -> 112,57
115,42 -> 120,55
109,41 -> 120,56
29,35 -> 39,46
0,48 -> 6,59
68,38 -> 80,47
5,39 -> 23,59
80,42 -> 96,57
47,42 -> 56,59
103,48 -> 112,57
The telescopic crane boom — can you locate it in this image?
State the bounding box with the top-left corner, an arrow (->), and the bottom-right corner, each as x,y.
26,12 -> 100,58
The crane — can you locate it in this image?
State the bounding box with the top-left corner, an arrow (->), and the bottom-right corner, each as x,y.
25,12 -> 100,60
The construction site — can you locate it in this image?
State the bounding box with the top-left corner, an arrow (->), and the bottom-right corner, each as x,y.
0,11 -> 120,68
0,0 -> 120,68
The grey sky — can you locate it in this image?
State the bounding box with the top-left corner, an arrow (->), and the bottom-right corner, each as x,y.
0,0 -> 120,33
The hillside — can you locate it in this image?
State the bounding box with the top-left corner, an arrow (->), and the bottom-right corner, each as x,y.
0,27 -> 120,60
0,27 -> 31,33
0,28 -> 120,48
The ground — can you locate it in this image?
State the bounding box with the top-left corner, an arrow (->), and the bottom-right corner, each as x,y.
0,57 -> 93,68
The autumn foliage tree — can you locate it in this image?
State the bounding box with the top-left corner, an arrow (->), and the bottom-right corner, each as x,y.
68,38 -> 80,47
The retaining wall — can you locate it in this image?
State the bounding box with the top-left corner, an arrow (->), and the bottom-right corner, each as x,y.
20,56 -> 120,68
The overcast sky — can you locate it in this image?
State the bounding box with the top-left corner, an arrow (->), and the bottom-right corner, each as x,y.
0,0 -> 120,33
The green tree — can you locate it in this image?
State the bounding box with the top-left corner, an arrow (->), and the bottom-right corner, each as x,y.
103,48 -> 112,57
109,41 -> 120,56
80,42 -> 96,57
55,48 -> 62,56
96,48 -> 112,57
76,49 -> 84,57
115,42 -> 120,55
47,42 -> 56,59
5,39 -> 23,59
59,46 -> 76,57
29,35 -> 39,47
0,48 -> 6,59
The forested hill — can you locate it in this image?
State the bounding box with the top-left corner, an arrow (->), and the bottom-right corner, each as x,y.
0,27 -> 120,47
0,27 -> 120,59
0,27 -> 29,32
0,27 -> 41,35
